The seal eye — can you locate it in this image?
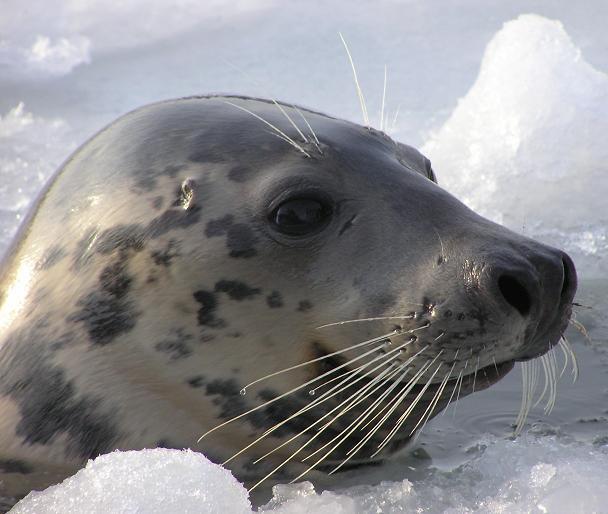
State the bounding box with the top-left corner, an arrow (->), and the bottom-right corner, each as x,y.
270,198 -> 332,236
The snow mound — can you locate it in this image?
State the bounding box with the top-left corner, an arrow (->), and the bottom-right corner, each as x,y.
10,449 -> 251,514
422,14 -> 608,277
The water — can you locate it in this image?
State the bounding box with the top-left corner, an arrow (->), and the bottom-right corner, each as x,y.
2,1 -> 607,512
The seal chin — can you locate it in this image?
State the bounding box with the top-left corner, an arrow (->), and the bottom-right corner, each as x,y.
460,359 -> 515,392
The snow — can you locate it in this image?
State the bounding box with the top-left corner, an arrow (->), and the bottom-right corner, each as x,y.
10,449 -> 251,514
11,439 -> 608,513
2,1 -> 608,513
0,104 -> 75,255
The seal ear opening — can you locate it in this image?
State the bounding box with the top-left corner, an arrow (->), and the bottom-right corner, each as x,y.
179,178 -> 197,210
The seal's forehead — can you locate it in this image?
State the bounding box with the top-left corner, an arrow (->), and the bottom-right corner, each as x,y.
106,95 -> 434,182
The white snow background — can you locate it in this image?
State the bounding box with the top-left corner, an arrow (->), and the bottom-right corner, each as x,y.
1,1 -> 608,512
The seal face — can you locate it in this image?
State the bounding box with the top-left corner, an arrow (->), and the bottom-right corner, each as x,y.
0,95 -> 576,495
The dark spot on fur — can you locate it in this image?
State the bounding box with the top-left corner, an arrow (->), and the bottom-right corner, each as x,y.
147,205 -> 201,238
0,331 -> 120,460
444,310 -> 453,318
151,240 -> 181,267
205,378 -> 246,419
99,261 -> 132,297
227,223 -> 258,258
297,300 -> 313,312
187,375 -> 206,388
457,313 -> 466,320
214,280 -> 261,300
155,329 -> 194,360
0,459 -> 32,474
37,245 -> 67,270
267,291 -> 283,308
228,165 -> 254,183
205,215 -> 234,237
69,259 -> 139,345
132,164 -> 186,192
163,165 -> 183,178
96,225 -> 146,254
152,196 -> 164,210
156,438 -> 184,450
204,216 -> 257,257
193,290 -> 225,328
372,293 -> 397,311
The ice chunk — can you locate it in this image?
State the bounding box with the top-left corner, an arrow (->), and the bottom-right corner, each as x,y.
10,449 -> 251,514
423,14 -> 608,277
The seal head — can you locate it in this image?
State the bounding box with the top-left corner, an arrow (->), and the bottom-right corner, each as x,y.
0,96 -> 576,493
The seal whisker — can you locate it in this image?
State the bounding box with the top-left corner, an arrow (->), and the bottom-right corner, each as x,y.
379,64 -> 387,131
198,333 -> 396,443
546,345 -> 559,414
514,362 -> 531,436
220,60 -> 310,146
515,359 -> 541,435
410,362 -> 455,437
250,357 -> 401,467
560,335 -> 579,381
222,100 -> 311,157
307,349 -> 431,470
373,355 -> 445,455
533,353 -> 551,410
472,355 -> 480,393
255,336 -> 414,441
270,100 -> 309,143
316,314 -> 421,329
443,368 -> 464,417
389,103 -> 401,133
247,359 -> 404,491
294,352 -> 430,478
451,359 -> 469,418
308,367 -> 359,396
368,355 -> 443,450
221,335 -> 418,467
339,32 -> 370,126
291,359 -> 433,481
320,365 -> 419,474
569,317 -> 591,342
292,106 -> 323,153
557,336 -> 570,378
240,330 -> 398,392
299,362 -> 405,464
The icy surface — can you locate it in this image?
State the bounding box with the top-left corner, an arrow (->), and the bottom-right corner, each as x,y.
260,438 -> 608,513
423,14 -> 608,278
11,439 -> 608,513
2,1 -> 608,513
0,104 -> 75,255
10,449 -> 251,514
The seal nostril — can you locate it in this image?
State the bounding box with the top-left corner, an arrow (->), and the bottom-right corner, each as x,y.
498,274 -> 532,316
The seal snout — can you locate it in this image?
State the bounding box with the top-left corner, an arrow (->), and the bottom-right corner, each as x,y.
485,244 -> 577,360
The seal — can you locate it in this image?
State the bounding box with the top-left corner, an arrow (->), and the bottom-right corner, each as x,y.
0,95 -> 577,499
